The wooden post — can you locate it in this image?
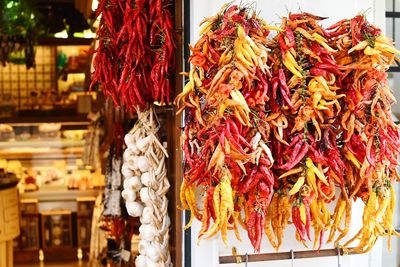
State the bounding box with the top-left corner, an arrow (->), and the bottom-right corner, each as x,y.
0,242 -> 6,267
167,0 -> 184,266
7,240 -> 13,267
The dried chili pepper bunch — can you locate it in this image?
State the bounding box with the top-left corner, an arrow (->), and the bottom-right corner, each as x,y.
90,0 -> 125,105
176,3 -> 400,253
260,13 -> 400,252
91,0 -> 175,110
328,15 -> 400,253
175,4 -> 275,252
117,0 -> 154,108
267,13 -> 347,251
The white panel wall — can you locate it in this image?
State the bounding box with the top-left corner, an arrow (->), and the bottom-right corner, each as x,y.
187,1 -> 389,267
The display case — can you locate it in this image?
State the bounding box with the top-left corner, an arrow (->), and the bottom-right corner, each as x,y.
13,198 -> 40,263
41,210 -> 73,249
76,197 -> 95,250
19,199 -> 40,250
0,120 -> 105,191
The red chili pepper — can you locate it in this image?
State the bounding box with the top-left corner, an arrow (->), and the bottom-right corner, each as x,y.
208,187 -> 216,220
223,126 -> 247,154
350,16 -> 363,46
314,62 -> 342,76
227,119 -> 240,142
285,138 -> 303,157
247,210 -> 257,245
278,69 -> 295,109
231,13 -> 247,25
292,205 -> 306,241
304,201 -> 311,240
326,18 -> 347,30
271,77 -> 279,101
258,180 -> 270,195
219,128 -> 226,148
254,211 -> 264,252
289,13 -> 304,20
187,162 -> 207,185
310,67 -> 330,80
214,26 -> 236,39
258,157 -> 271,166
310,42 -> 331,56
347,134 -> 366,161
280,142 -> 308,170
366,137 -> 376,167
238,135 -> 253,150
241,169 -> 262,193
278,35 -> 289,52
318,229 -> 324,250
284,26 -> 296,48
206,37 -> 221,63
319,54 -> 338,66
259,165 -> 274,185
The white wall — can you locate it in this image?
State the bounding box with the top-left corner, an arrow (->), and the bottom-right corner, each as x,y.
187,1 -> 389,267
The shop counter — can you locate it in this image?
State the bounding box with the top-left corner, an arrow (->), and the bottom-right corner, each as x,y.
0,186 -> 20,267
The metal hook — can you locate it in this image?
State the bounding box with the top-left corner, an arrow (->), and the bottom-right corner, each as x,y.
232,247 -> 242,264
291,249 -> 295,267
337,247 -> 341,267
245,253 -> 249,267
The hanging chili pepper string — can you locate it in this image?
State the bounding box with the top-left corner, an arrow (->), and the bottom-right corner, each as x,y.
175,4 -> 400,253
91,0 -> 176,110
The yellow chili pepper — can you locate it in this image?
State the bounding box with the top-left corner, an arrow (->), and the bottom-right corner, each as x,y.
204,184 -> 221,236
198,192 -> 209,242
244,35 -> 261,55
283,52 -> 303,78
289,175 -> 305,195
319,200 -> 331,226
335,200 -> 351,245
299,204 -> 307,225
219,177 -> 234,246
310,199 -> 324,228
312,32 -> 337,52
328,196 -> 346,242
348,40 -> 368,53
179,180 -> 189,210
279,167 -> 303,179
374,41 -> 400,54
306,170 -> 318,196
344,150 -> 361,169
364,46 -> 381,55
305,158 -> 329,185
184,185 -> 198,230
263,24 -> 283,32
265,203 -> 278,250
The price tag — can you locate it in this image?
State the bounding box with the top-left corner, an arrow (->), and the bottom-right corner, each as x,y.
120,249 -> 131,262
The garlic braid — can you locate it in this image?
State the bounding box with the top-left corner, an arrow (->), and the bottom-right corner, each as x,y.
122,108 -> 171,267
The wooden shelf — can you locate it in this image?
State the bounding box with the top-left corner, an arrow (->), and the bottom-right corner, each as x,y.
21,189 -> 100,202
37,37 -> 93,46
0,114 -> 90,125
0,148 -> 83,160
0,139 -> 84,149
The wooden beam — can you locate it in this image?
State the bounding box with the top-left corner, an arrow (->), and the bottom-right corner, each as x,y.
220,248 -> 357,264
168,0 -> 184,266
